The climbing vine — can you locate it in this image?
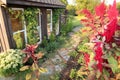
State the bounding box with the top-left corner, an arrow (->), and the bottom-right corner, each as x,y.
24,7 -> 39,44
52,9 -> 63,32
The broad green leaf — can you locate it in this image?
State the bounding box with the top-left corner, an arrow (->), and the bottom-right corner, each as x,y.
26,73 -> 31,80
20,66 -> 29,71
108,56 -> 118,73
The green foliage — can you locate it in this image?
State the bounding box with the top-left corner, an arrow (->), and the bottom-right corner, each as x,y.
69,69 -> 77,79
77,38 -> 91,53
60,16 -> 74,36
49,33 -> 56,42
41,37 -> 48,48
75,0 -> 100,13
66,5 -> 76,15
52,9 -> 63,32
107,56 -> 118,73
45,41 -> 59,53
13,33 -> 23,49
117,2 -> 120,12
77,55 -> 84,64
24,7 -> 39,44
60,0 -> 68,5
0,49 -> 25,77
50,72 -> 60,80
69,51 -> 78,58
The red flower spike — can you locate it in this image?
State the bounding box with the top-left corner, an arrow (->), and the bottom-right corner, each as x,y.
95,1 -> 106,17
81,9 -> 92,18
107,0 -> 118,21
84,53 -> 90,66
103,19 -> 117,43
94,42 -> 103,72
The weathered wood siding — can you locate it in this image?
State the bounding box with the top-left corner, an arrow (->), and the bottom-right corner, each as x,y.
0,6 -> 15,52
0,7 -> 9,52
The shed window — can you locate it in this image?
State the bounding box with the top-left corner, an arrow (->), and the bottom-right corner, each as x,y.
9,8 -> 27,49
9,8 -> 42,49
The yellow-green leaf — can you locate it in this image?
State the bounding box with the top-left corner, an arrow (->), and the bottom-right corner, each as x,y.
32,63 -> 39,71
26,73 -> 31,80
108,56 -> 118,73
20,66 -> 29,71
39,68 -> 47,73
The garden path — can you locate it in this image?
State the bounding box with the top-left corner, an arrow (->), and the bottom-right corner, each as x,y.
40,26 -> 81,79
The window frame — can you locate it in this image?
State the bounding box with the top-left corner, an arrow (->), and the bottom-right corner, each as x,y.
11,8 -> 27,44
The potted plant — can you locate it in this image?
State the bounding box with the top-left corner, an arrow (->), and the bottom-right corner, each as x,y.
0,49 -> 25,80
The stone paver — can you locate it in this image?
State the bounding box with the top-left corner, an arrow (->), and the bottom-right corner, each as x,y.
40,26 -> 81,78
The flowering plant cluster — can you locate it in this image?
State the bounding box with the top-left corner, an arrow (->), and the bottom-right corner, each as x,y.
20,44 -> 46,80
80,0 -> 120,79
0,49 -> 25,77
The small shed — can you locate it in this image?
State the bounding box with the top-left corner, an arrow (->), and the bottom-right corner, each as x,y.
0,0 -> 65,52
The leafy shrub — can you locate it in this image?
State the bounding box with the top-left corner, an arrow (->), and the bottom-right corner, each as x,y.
49,32 -> 56,42
69,69 -> 76,79
45,41 -> 59,53
69,51 -> 78,58
0,49 -> 25,77
13,33 -> 23,49
60,16 -> 74,36
40,37 -> 48,48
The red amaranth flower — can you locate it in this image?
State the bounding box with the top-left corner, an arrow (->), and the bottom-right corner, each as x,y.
107,0 -> 118,21
94,42 -> 103,72
95,1 -> 106,17
103,19 -> 117,43
84,53 -> 90,66
81,9 -> 92,18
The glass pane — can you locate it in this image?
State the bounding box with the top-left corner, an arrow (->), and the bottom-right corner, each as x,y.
13,32 -> 25,49
47,10 -> 52,37
9,9 -> 24,32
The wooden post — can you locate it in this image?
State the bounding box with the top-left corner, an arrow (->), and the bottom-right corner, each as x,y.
0,6 -> 10,52
0,6 -> 15,52
0,0 -> 6,5
40,8 -> 48,39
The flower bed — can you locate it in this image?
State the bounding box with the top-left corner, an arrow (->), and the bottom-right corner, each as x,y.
60,0 -> 120,80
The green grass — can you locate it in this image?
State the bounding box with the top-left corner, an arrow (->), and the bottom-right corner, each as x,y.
72,16 -> 82,27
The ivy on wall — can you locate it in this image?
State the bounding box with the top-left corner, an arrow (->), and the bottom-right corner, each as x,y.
52,9 -> 64,33
24,7 -> 39,44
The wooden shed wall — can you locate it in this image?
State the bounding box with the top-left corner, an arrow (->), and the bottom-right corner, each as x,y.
0,7 -> 9,52
0,6 -> 15,52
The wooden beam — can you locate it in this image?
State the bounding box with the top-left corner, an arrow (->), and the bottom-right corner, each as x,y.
40,8 -> 48,39
7,0 -> 65,8
0,0 -> 6,5
0,6 -> 10,51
